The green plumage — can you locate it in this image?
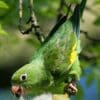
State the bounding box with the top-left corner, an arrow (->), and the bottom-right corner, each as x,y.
12,21 -> 81,94
11,0 -> 87,95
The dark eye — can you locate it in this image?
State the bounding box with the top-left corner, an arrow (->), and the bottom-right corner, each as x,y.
20,74 -> 27,81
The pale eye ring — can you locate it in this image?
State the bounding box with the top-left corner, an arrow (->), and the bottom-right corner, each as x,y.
20,73 -> 27,81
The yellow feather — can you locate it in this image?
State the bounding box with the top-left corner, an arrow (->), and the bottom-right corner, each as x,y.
70,43 -> 77,64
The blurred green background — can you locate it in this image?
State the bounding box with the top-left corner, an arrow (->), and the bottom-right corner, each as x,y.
0,0 -> 100,100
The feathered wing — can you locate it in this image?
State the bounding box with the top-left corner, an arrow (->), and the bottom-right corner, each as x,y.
43,20 -> 78,76
42,0 -> 87,82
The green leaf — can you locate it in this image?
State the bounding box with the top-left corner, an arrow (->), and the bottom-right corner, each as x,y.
94,0 -> 100,5
0,24 -> 8,35
0,1 -> 9,9
80,0 -> 87,17
67,0 -> 81,4
94,17 -> 100,26
34,0 -> 59,18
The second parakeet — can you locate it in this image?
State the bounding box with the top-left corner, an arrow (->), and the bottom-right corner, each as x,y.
11,0 -> 87,97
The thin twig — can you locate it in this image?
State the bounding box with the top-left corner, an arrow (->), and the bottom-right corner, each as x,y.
19,0 -> 24,33
65,4 -> 72,19
18,0 -> 45,43
19,0 -> 23,20
28,0 -> 45,42
57,0 -> 65,21
57,0 -> 72,21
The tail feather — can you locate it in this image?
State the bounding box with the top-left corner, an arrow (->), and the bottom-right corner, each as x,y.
70,4 -> 80,37
44,0 -> 87,43
80,0 -> 87,17
70,0 -> 87,37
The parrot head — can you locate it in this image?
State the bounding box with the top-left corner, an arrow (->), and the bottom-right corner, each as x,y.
11,59 -> 49,97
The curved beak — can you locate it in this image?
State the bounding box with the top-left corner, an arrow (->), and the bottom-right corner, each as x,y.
11,85 -> 24,98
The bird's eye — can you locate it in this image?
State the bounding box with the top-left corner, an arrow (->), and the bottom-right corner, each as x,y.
20,74 -> 27,81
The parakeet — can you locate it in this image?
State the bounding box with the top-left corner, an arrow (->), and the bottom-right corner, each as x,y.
11,0 -> 87,97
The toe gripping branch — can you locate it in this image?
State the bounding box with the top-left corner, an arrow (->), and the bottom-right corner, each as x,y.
18,0 -> 45,43
64,76 -> 78,96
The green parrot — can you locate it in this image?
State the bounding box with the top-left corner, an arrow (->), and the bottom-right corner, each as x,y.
11,0 -> 87,97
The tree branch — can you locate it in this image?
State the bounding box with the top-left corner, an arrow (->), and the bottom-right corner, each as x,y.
18,0 -> 45,43
57,0 -> 72,21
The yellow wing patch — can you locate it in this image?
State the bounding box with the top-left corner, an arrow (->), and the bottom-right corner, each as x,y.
70,43 -> 77,64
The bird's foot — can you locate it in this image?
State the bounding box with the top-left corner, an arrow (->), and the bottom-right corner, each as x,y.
64,82 -> 78,95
